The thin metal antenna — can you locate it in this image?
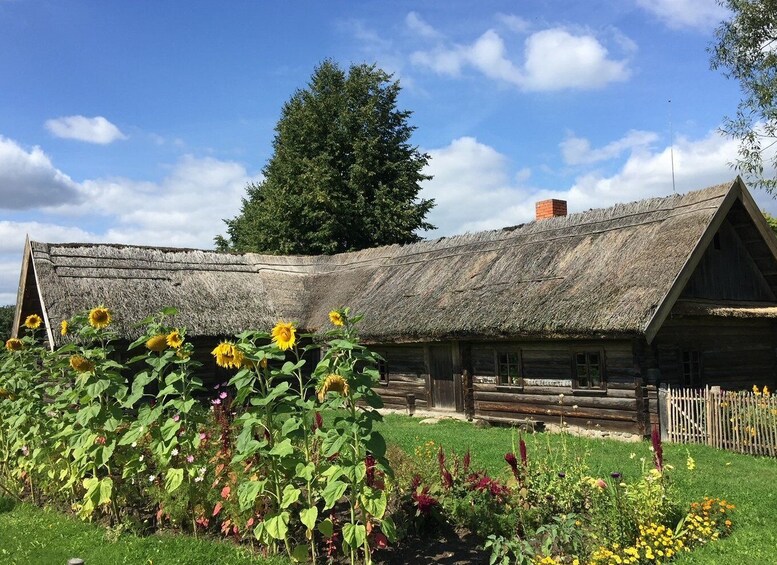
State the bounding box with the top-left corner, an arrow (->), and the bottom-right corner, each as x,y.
669,99 -> 676,193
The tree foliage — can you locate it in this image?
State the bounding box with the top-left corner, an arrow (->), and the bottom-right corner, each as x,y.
710,0 -> 777,192
216,60 -> 434,255
0,305 -> 15,341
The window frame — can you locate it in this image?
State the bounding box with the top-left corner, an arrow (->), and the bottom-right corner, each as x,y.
681,350 -> 701,388
494,348 -> 524,391
572,349 -> 606,392
377,358 -> 390,386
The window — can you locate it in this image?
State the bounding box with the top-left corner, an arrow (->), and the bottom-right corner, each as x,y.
496,350 -> 522,387
682,350 -> 701,388
378,359 -> 389,386
573,351 -> 605,390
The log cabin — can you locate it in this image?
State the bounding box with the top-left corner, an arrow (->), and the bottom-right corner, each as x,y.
13,177 -> 777,435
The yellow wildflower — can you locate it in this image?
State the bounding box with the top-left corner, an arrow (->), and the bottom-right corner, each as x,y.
60,320 -> 68,336
69,355 -> 95,373
271,320 -> 296,351
328,310 -> 344,327
5,338 -> 23,352
145,334 -> 168,352
24,314 -> 42,329
211,341 -> 244,369
166,330 -> 184,349
88,306 -> 112,329
317,374 -> 349,402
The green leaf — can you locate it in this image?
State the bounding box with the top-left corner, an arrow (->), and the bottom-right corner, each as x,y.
161,306 -> 179,316
299,506 -> 318,531
164,468 -> 184,493
291,544 -> 309,563
98,477 -> 113,506
75,404 -> 100,427
280,484 -> 301,509
342,522 -> 366,550
238,480 -> 266,511
160,417 -> 181,442
381,516 -> 397,543
269,438 -> 294,457
321,479 -> 347,510
264,511 -> 290,540
359,487 -> 387,519
318,518 -> 334,538
365,431 -> 387,458
321,430 -> 346,457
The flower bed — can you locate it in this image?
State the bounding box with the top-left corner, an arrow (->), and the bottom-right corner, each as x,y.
0,307 -> 735,564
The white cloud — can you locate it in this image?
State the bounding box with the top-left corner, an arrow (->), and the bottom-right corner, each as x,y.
561,130 -> 659,165
421,128 -> 761,238
0,149 -> 261,305
496,13 -> 531,34
406,12 -> 442,40
411,27 -> 631,91
521,28 -> 631,90
45,115 -> 127,144
0,135 -> 81,209
635,0 -> 728,31
63,155 -> 261,248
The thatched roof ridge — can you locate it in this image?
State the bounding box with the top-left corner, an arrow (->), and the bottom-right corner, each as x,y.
24,180 -> 740,344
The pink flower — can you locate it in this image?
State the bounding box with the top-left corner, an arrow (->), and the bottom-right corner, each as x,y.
172,414 -> 180,422
186,455 -> 195,463
596,479 -> 607,489
199,432 -> 207,441
219,391 -> 227,399
211,398 -> 221,406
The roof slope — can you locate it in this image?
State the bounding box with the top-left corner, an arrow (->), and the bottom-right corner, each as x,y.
24,181 -> 736,343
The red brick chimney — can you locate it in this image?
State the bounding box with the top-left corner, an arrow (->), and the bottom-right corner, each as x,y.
535,199 -> 567,221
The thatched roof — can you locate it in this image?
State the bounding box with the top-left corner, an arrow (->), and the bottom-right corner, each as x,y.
18,178 -> 773,345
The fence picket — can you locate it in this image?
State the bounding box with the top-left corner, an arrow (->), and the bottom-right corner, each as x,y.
660,385 -> 776,456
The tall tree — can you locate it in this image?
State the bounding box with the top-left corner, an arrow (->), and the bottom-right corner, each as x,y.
216,60 -> 434,255
710,0 -> 777,192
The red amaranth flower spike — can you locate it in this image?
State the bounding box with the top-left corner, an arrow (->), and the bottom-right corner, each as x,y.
651,425 -> 663,472
504,452 -> 519,479
519,438 -> 528,466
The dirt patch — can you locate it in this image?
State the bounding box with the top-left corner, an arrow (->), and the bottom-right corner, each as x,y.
373,524 -> 489,565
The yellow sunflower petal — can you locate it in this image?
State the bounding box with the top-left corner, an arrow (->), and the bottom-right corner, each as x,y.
24,314 -> 43,330
271,321 -> 297,351
88,306 -> 112,329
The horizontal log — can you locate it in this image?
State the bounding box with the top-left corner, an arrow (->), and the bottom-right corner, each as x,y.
473,401 -> 638,422
473,391 -> 637,411
473,383 -> 638,399
474,409 -> 641,434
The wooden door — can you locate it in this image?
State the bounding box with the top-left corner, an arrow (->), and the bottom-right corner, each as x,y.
430,345 -> 455,410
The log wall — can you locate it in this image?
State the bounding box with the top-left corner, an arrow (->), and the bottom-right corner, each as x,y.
653,317 -> 777,391
372,344 -> 429,410
469,340 -> 648,434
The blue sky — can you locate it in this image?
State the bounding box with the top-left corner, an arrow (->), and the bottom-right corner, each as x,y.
0,0 -> 774,305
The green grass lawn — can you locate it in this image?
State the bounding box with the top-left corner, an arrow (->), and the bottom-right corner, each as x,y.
374,414 -> 777,565
0,502 -> 286,565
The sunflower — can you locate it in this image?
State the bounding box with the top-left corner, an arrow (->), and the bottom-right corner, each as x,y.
24,314 -> 43,330
146,334 -> 168,352
328,310 -> 344,327
211,341 -> 244,369
88,306 -> 112,329
69,355 -> 95,373
166,330 -> 184,349
5,338 -> 23,352
271,321 -> 297,351
176,348 -> 191,360
317,373 -> 349,402
60,320 -> 69,336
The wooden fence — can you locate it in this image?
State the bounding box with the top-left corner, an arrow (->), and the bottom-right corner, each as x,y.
658,386 -> 777,456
